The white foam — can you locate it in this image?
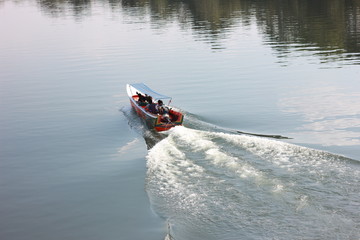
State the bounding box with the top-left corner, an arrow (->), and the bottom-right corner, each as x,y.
168,126 -> 217,151
145,126 -> 360,239
146,130 -> 206,197
273,184 -> 284,193
205,148 -> 261,179
117,138 -> 139,154
211,131 -> 335,169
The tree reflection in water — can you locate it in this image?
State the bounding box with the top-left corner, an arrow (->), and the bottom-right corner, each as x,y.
35,0 -> 360,64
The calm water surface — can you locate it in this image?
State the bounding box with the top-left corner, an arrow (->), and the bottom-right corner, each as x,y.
1,0 -> 360,239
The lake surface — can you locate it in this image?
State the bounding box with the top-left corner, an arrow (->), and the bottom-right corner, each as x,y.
1,0 -> 360,239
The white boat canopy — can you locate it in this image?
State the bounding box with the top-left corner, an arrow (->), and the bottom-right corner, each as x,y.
128,83 -> 172,101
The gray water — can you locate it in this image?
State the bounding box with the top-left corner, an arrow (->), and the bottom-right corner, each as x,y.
1,0 -> 360,239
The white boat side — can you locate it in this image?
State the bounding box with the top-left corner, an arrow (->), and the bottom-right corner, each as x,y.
126,83 -> 157,119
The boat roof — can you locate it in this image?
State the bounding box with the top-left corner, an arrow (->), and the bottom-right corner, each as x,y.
128,83 -> 172,101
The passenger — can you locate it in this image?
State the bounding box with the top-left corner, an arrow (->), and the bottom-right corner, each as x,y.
145,94 -> 152,103
136,92 -> 146,102
156,100 -> 169,114
136,92 -> 147,106
146,99 -> 158,114
156,100 -> 171,123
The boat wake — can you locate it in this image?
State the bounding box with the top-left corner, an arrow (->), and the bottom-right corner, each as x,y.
145,128 -> 360,240
183,111 -> 292,139
121,106 -> 360,239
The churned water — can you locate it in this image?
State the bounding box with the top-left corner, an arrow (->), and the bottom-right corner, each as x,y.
146,125 -> 360,239
1,0 -> 360,239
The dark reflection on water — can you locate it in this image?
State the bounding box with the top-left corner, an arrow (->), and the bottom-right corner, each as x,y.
254,0 -> 360,64
33,0 -> 360,64
38,0 -> 92,19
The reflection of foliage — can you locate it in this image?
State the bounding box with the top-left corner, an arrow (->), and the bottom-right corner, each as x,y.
260,0 -> 360,63
255,0 -> 360,52
35,0 -> 360,57
38,0 -> 92,18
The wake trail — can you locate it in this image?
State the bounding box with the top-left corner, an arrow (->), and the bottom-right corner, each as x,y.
183,111 -> 292,139
146,126 -> 360,240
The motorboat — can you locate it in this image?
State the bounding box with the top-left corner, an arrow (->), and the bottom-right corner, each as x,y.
126,83 -> 184,132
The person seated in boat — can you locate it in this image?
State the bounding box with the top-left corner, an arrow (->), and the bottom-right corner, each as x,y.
156,100 -> 169,114
143,94 -> 151,103
145,99 -> 158,114
136,92 -> 147,106
156,100 -> 171,123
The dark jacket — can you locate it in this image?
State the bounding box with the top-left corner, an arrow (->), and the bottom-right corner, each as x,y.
147,103 -> 158,114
